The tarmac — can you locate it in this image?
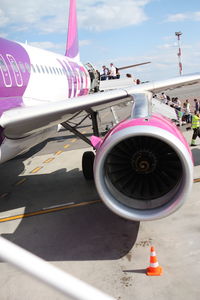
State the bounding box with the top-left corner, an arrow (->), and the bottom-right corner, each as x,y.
0,86 -> 200,300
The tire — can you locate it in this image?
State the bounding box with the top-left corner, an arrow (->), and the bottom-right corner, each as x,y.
82,151 -> 95,180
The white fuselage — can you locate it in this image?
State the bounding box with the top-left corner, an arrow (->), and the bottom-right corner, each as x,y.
0,40 -> 91,163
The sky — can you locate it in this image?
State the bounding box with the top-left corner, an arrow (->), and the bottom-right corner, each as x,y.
0,0 -> 200,81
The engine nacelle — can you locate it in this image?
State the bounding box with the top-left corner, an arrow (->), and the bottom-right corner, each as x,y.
93,115 -> 193,221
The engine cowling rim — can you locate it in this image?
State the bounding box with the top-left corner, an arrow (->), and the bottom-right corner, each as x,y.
94,125 -> 193,221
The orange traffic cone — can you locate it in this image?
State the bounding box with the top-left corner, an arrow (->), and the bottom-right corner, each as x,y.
146,246 -> 163,276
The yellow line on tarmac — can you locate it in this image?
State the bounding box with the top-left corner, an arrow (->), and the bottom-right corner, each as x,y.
15,178 -> 27,186
70,138 -> 77,143
0,193 -> 9,199
55,150 -> 63,155
64,144 -> 70,149
43,158 -> 55,163
194,178 -> 200,183
0,200 -> 101,223
30,167 -> 43,174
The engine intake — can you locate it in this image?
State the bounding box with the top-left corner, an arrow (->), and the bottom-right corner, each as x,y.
94,117 -> 193,221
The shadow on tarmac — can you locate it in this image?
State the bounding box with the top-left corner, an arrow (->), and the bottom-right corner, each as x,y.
0,156 -> 139,262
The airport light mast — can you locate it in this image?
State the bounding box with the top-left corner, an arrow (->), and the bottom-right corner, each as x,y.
175,31 -> 183,76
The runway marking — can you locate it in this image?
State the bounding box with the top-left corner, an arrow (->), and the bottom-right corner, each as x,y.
30,167 -> 43,174
194,178 -> 200,183
70,138 -> 77,143
43,158 -> 55,163
64,144 -> 70,149
0,200 -> 101,223
55,150 -> 63,155
43,202 -> 74,210
15,178 -> 27,186
0,193 -> 9,199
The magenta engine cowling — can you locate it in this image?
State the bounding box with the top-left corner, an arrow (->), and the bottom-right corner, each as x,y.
93,114 -> 193,221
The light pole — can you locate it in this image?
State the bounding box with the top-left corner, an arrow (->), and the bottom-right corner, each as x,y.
175,31 -> 183,76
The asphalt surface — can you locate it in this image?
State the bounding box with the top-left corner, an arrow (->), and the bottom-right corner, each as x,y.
0,86 -> 200,300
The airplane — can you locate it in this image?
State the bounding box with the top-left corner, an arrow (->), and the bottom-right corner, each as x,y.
0,0 -> 200,222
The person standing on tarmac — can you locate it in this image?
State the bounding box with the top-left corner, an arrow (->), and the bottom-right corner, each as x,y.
191,111 -> 200,146
194,99 -> 200,113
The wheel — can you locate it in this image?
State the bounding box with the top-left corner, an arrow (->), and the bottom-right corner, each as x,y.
82,151 -> 95,180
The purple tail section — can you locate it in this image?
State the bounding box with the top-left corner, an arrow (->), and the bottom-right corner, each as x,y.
65,0 -> 79,59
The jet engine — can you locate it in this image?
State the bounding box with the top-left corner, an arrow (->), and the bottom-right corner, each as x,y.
93,115 -> 193,221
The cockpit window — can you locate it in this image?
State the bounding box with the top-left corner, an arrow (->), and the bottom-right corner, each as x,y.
0,58 -> 7,72
11,61 -> 18,72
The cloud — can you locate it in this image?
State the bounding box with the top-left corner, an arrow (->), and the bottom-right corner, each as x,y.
166,13 -> 188,22
166,11 -> 200,22
79,39 -> 91,46
194,12 -> 200,21
0,0 -> 151,34
78,0 -> 150,31
0,32 -> 8,38
29,41 -> 65,51
0,8 -> 9,27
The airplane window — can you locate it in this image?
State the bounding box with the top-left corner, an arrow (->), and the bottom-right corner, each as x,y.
25,63 -> 31,73
40,65 -> 45,73
52,67 -> 56,75
45,66 -> 49,74
59,68 -> 62,75
11,61 -> 18,72
49,66 -> 53,74
19,62 -> 26,73
56,68 -> 60,75
0,59 -> 7,72
36,64 -> 41,73
31,64 -> 36,72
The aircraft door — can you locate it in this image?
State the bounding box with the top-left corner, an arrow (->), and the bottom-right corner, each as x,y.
84,62 -> 100,93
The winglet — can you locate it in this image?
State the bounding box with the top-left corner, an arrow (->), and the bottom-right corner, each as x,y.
65,0 -> 79,60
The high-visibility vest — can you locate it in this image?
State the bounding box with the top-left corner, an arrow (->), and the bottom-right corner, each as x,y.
192,115 -> 200,129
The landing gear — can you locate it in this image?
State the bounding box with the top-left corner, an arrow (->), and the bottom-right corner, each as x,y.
60,110 -> 99,180
82,151 -> 95,180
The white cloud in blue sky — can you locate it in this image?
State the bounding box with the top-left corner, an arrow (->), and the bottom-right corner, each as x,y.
166,11 -> 200,22
1,0 -> 200,81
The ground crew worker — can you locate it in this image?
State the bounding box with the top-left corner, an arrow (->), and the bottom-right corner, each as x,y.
191,111 -> 200,146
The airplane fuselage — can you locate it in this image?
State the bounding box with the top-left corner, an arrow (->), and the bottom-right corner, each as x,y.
0,37 -> 91,162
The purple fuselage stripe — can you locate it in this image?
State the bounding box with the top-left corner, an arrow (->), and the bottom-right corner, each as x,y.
0,38 -> 30,116
57,58 -> 88,98
0,38 -> 31,145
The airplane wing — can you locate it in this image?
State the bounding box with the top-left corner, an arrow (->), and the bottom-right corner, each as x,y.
100,77 -> 135,91
1,73 -> 200,139
118,61 -> 151,71
100,62 -> 151,91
